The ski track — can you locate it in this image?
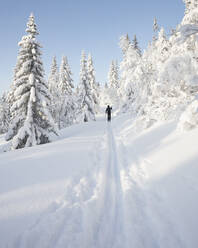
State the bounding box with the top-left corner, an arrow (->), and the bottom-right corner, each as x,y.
93,123 -> 125,248
10,121 -> 185,248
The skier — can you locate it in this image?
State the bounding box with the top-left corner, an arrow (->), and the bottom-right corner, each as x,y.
105,105 -> 112,122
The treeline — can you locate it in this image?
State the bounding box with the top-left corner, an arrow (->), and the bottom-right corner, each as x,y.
118,0 -> 198,131
1,0 -> 198,151
0,14 -> 103,150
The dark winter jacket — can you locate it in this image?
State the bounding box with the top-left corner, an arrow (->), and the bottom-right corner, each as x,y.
105,106 -> 112,121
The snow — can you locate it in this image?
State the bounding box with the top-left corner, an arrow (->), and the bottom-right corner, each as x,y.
178,99 -> 198,131
177,24 -> 198,43
0,115 -> 198,247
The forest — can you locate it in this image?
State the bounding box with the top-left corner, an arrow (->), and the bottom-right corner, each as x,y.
0,0 -> 198,150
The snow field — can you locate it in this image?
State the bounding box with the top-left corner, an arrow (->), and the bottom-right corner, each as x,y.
0,116 -> 198,247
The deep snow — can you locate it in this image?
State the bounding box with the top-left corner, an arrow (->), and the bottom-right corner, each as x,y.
0,115 -> 198,248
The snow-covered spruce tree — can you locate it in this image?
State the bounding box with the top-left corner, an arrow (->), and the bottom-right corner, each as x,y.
119,34 -> 131,55
119,34 -> 131,91
153,17 -> 159,41
119,39 -> 141,113
114,60 -> 120,89
132,35 -> 141,57
0,93 -> 10,134
5,13 -> 56,149
108,61 -> 114,88
48,56 -> 59,94
87,53 -> 100,113
77,51 -> 96,122
108,60 -> 120,111
119,34 -> 132,109
57,56 -> 77,128
153,17 -> 159,32
6,49 -> 24,121
108,60 -> 119,89
48,56 -> 60,124
119,34 -> 142,112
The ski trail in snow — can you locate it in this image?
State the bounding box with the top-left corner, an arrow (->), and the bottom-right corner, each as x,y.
67,123 -> 126,248
86,124 -> 125,248
93,123 -> 125,248
79,124 -> 124,248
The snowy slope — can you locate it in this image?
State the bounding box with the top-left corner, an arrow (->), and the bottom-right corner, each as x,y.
0,115 -> 198,248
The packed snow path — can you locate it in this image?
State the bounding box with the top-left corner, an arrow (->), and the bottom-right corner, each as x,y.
94,123 -> 125,248
1,116 -> 198,247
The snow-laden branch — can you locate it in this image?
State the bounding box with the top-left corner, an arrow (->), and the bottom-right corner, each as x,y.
177,24 -> 198,43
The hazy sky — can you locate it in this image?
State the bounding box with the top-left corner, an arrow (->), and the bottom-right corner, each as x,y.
0,0 -> 185,95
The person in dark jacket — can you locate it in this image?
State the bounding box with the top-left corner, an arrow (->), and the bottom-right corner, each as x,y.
105,105 -> 112,122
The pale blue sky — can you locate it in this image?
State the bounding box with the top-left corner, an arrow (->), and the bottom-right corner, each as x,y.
0,0 -> 185,95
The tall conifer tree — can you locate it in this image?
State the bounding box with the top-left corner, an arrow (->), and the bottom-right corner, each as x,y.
6,14 -> 56,149
58,56 -> 76,128
77,51 -> 95,122
132,35 -> 141,56
87,53 -> 99,113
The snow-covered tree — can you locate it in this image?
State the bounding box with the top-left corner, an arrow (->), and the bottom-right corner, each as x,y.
59,56 -> 73,94
153,17 -> 160,42
5,13 -> 56,149
115,0 -> 198,131
0,93 -> 10,134
141,2 -> 198,128
87,53 -> 100,113
48,56 -> 60,125
48,56 -> 59,94
119,34 -> 131,55
153,17 -> 159,33
119,41 -> 141,112
107,60 -> 120,110
132,35 -> 141,56
108,60 -> 119,89
57,56 -> 77,128
77,51 -> 96,122
183,0 -> 198,14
